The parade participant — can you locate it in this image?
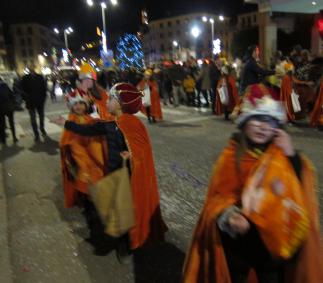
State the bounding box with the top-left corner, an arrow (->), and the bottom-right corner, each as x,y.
280,63 -> 296,122
69,63 -> 113,121
214,65 -> 239,120
182,84 -> 322,283
60,94 -> 109,255
310,79 -> 323,130
64,83 -> 167,254
183,73 -> 196,106
138,69 -> 163,123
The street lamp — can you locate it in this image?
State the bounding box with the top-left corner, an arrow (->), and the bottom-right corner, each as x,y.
202,16 -> 208,23
87,0 -> 94,6
54,28 -> 59,34
173,40 -> 178,47
201,17 -> 215,58
219,15 -> 224,22
191,26 -> 201,38
172,40 -> 181,60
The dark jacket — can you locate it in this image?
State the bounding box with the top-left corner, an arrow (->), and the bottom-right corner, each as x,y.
0,81 -> 16,114
240,57 -> 275,92
21,73 -> 47,108
209,64 -> 222,90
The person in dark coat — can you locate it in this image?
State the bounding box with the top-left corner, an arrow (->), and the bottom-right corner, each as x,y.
21,70 -> 47,142
209,56 -> 223,114
240,45 -> 275,93
0,78 -> 18,145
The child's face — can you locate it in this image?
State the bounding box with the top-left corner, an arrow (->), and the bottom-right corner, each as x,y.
244,119 -> 276,144
72,102 -> 87,115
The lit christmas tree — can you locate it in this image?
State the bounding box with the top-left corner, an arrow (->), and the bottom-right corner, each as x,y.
116,34 -> 144,70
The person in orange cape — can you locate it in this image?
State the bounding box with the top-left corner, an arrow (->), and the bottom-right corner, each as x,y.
279,63 -> 296,122
60,94 -> 110,255
68,63 -> 114,121
64,82 -> 167,259
215,65 -> 239,120
138,69 -> 163,123
182,84 -> 322,283
310,79 -> 323,130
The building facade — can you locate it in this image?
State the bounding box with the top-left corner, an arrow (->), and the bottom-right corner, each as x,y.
0,22 -> 8,71
11,23 -> 62,74
142,13 -> 230,64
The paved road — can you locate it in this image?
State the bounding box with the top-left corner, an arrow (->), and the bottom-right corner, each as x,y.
1,99 -> 322,283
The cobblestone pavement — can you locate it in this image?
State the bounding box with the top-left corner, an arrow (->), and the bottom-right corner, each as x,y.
1,99 -> 322,283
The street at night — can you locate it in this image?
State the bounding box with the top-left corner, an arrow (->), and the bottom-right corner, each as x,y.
1,0 -> 323,282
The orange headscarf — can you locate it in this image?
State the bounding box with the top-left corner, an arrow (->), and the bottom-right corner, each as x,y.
117,113 -> 167,249
182,141 -> 322,283
60,114 -> 107,208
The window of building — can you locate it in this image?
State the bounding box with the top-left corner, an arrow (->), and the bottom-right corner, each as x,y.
22,49 -> 27,57
168,31 -> 173,37
160,33 -> 164,39
160,44 -> 165,51
20,38 -> 26,46
167,21 -> 172,27
247,17 -> 251,26
176,30 -> 181,36
28,49 -> 34,56
241,18 -> 246,27
253,15 -> 257,23
160,23 -> 164,28
27,26 -> 33,35
41,39 -> 48,49
17,27 -> 22,35
27,37 -> 32,45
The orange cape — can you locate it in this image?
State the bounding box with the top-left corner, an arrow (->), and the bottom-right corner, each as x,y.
280,75 -> 295,121
310,81 -> 323,127
117,114 -> 167,249
60,114 -> 107,208
182,141 -> 322,283
215,75 -> 239,115
138,80 -> 163,121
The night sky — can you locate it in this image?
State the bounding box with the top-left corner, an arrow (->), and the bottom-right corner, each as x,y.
0,0 -> 254,48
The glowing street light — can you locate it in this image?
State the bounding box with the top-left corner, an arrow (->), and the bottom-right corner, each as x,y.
110,0 -> 118,6
68,27 -> 74,33
219,15 -> 224,21
191,26 -> 201,38
54,28 -> 60,34
202,16 -> 208,22
87,0 -> 94,7
101,2 -> 107,9
173,40 -> 179,47
209,18 -> 215,24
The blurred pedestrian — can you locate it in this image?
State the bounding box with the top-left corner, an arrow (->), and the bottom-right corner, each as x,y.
183,84 -> 322,283
21,69 -> 47,142
240,45 -> 275,93
0,78 -> 18,145
197,61 -> 211,108
169,62 -> 186,107
12,77 -> 24,111
183,73 -> 196,106
209,56 -> 223,114
214,65 -> 239,120
137,69 -> 163,123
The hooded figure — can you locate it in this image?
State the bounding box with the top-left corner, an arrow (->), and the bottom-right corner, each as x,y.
182,84 -> 322,283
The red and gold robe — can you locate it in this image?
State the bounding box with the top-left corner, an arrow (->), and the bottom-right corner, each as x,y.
310,81 -> 323,127
117,114 -> 167,249
280,75 -> 295,121
182,141 -> 322,283
138,79 -> 163,121
215,75 -> 239,115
